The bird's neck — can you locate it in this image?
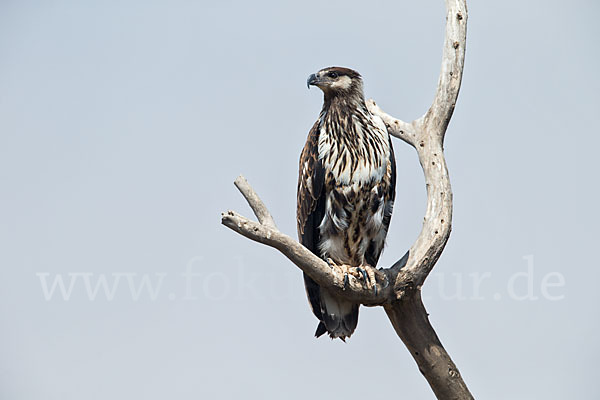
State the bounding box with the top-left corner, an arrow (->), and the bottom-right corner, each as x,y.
318,91 -> 383,157
321,91 -> 367,119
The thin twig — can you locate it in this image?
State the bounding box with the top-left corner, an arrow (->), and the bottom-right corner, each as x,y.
233,175 -> 277,229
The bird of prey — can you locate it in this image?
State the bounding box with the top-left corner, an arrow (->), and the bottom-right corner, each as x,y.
297,67 -> 396,340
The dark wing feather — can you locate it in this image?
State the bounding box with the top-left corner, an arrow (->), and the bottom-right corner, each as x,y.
365,137 -> 396,267
297,121 -> 326,322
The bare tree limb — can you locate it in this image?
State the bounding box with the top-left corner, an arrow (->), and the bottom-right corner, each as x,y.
222,188 -> 392,306
368,0 -> 467,296
220,0 -> 471,398
385,292 -> 473,399
422,0 -> 468,139
233,175 -> 277,229
367,100 -> 419,147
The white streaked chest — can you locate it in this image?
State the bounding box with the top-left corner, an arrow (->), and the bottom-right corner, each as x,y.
318,112 -> 390,187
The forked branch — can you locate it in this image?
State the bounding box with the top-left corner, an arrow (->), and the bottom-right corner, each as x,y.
220,0 -> 471,398
222,176 -> 393,305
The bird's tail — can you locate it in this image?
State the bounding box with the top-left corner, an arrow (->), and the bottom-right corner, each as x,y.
316,289 -> 359,341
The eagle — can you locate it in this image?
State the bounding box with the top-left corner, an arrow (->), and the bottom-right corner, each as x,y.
297,67 -> 396,340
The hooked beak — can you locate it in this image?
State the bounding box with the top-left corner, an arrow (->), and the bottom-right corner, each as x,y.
306,73 -> 318,89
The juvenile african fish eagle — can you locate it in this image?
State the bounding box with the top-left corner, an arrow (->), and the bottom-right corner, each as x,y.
297,67 -> 396,340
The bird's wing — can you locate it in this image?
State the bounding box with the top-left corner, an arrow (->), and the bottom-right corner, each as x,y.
297,121 -> 326,321
297,121 -> 325,250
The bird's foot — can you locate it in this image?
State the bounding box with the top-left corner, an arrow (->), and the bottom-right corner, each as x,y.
355,265 -> 378,295
326,258 -> 351,287
326,259 -> 377,293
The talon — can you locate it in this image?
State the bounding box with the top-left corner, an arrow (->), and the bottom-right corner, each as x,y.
374,283 -> 378,296
326,258 -> 335,268
358,267 -> 368,282
343,273 -> 349,288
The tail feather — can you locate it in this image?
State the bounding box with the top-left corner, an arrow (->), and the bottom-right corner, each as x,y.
314,322 -> 327,338
304,274 -> 359,340
319,288 -> 359,340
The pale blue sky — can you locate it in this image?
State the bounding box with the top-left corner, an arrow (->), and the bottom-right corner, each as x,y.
1,1 -> 599,399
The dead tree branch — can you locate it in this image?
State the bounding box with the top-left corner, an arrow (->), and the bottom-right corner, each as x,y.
222,179 -> 393,305
220,0 -> 471,398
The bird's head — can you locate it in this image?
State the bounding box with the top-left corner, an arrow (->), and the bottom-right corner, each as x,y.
307,67 -> 363,99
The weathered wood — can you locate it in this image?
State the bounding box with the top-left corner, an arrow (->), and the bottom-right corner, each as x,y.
385,292 -> 473,399
220,0 -> 472,397
221,208 -> 392,305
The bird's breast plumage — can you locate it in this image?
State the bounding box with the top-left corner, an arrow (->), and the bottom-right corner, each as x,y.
316,109 -> 394,266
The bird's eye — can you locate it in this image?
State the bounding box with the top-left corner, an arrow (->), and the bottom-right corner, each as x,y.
327,71 -> 339,79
